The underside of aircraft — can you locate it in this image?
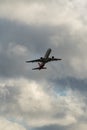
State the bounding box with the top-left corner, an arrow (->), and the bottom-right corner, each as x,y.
26,48 -> 62,70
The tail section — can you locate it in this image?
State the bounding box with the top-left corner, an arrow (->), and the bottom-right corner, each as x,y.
38,62 -> 41,67
32,62 -> 46,70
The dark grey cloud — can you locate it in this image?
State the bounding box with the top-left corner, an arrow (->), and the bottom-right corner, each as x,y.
0,18 -> 87,100
0,18 -> 53,51
0,18 -> 62,79
33,125 -> 67,130
32,124 -> 79,130
51,77 -> 87,93
0,18 -> 52,78
0,18 -> 84,80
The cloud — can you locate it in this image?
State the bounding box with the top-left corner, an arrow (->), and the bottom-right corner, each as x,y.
0,78 -> 86,128
0,0 -> 86,29
0,18 -> 87,79
32,123 -> 87,130
0,0 -> 87,130
71,124 -> 87,130
0,117 -> 26,130
51,77 -> 87,95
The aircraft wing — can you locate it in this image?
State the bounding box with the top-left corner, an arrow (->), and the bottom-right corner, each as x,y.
26,59 -> 42,63
51,58 -> 62,61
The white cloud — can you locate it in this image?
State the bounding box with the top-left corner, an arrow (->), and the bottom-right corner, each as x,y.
0,0 -> 86,31
70,123 -> 87,130
0,117 -> 26,130
0,78 -> 86,127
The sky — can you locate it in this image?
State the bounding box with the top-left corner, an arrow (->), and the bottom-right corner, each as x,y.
0,0 -> 87,130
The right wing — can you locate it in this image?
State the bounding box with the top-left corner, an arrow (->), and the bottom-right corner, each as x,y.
26,59 -> 42,63
51,58 -> 62,61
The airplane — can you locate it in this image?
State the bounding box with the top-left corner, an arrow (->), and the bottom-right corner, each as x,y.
26,48 -> 62,70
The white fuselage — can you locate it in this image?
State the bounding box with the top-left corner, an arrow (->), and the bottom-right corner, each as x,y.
44,48 -> 51,59
39,48 -> 52,69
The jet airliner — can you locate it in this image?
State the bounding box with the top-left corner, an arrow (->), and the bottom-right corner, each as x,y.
26,48 -> 62,70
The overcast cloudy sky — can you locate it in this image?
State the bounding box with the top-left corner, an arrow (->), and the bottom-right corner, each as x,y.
0,0 -> 87,130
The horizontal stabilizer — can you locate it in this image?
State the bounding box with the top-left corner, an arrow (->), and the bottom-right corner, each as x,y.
32,67 -> 47,70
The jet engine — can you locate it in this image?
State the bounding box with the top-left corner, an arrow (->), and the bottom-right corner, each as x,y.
40,57 -> 43,59
52,56 -> 54,59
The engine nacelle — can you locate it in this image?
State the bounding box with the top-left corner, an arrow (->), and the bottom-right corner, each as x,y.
40,57 -> 43,59
52,56 -> 54,59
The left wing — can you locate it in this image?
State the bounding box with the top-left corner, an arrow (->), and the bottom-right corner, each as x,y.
26,59 -> 42,63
